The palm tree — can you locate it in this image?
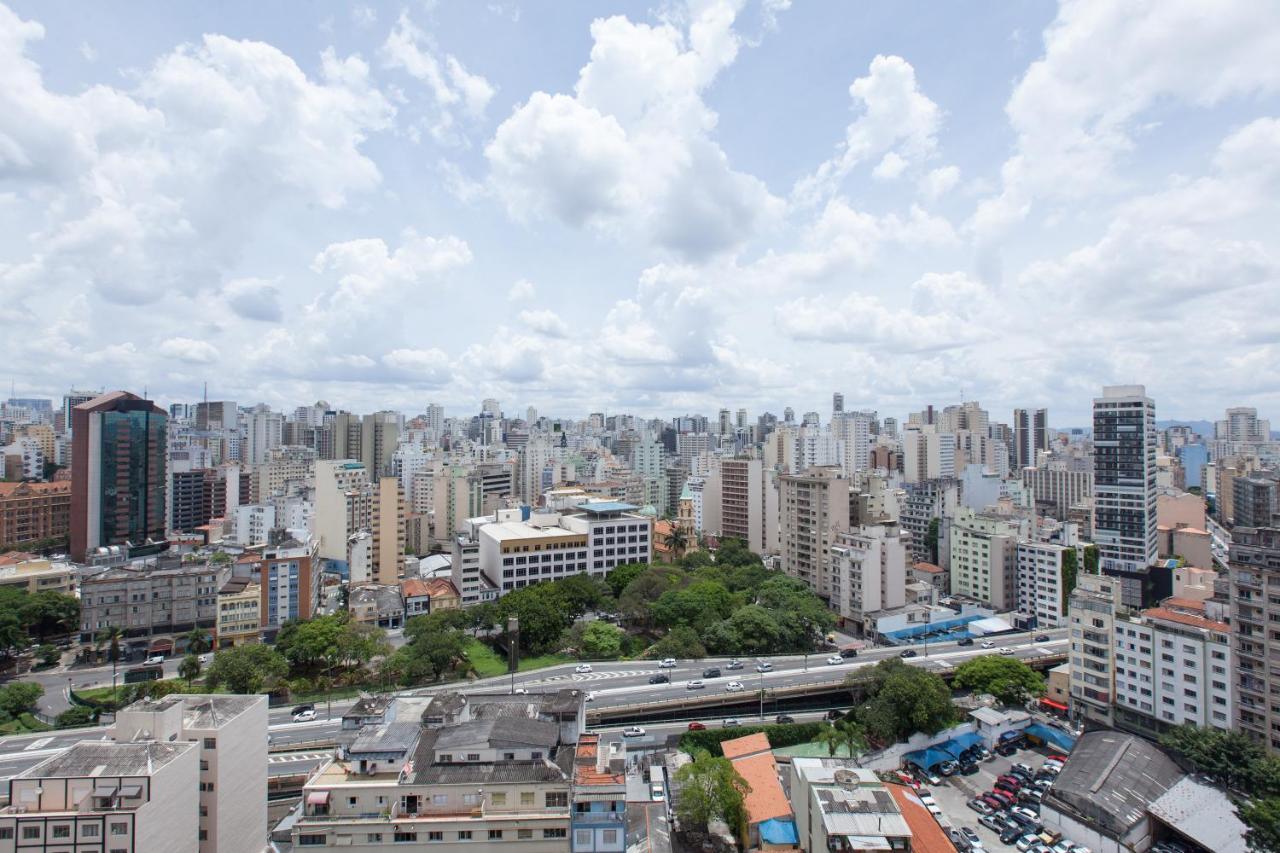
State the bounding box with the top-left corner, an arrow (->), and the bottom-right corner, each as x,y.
664,527 -> 689,559
816,723 -> 844,757
836,719 -> 867,760
96,626 -> 124,666
183,628 -> 212,655
178,654 -> 202,687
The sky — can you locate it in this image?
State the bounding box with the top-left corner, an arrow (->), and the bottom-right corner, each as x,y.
1,0 -> 1279,426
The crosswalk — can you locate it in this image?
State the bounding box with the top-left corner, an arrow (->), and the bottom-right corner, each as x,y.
527,668 -> 660,684
267,752 -> 331,765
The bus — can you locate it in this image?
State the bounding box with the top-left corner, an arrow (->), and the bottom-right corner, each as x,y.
123,664 -> 164,684
649,766 -> 665,802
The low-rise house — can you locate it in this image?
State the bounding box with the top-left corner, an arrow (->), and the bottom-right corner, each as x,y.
349,584 -> 405,629
788,759 -> 909,853
570,733 -> 626,852
721,733 -> 795,850
216,577 -> 261,647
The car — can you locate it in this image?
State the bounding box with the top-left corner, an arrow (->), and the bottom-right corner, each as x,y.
1052,840 -> 1076,853
979,814 -> 1007,833
948,828 -> 968,848
895,772 -> 921,791
995,742 -> 1017,756
995,781 -> 1020,797
1043,757 -> 1066,768
145,654 -> 165,665
648,674 -> 670,684
1069,847 -> 1091,853
775,714 -> 795,724
980,794 -> 1006,810
967,798 -> 994,815
756,661 -> 773,672
651,785 -> 664,802
840,648 -> 859,658
585,691 -> 597,702
925,801 -> 944,817
724,680 -> 744,692
1010,806 -> 1041,824
1017,835 -> 1041,851
292,709 -> 317,722
1001,826 -> 1026,845
1035,634 -> 1051,642
703,667 -> 721,678
722,718 -> 741,727
1039,765 -> 1061,777
981,640 -> 995,648
998,774 -> 1023,789
726,659 -> 744,670
959,761 -> 980,776
622,726 -> 646,737
961,827 -> 983,849
957,637 -> 975,646
907,764 -> 941,785
1013,763 -> 1035,776
826,655 -> 843,665
1006,811 -> 1041,832
658,658 -> 677,668
687,721 -> 706,731
987,790 -> 1015,808
998,647 -> 1016,655
686,680 -> 705,690
1019,789 -> 1044,804
826,709 -> 846,720
513,687 -> 528,695
198,652 -> 212,664
291,703 -> 315,716
575,664 -> 593,673
899,649 -> 918,658
938,760 -> 957,776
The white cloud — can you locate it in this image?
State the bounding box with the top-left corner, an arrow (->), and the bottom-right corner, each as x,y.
519,308 -> 569,338
221,277 -> 283,322
381,347 -> 452,385
310,230 -> 472,309
507,278 -> 536,301
485,0 -> 783,260
918,165 -> 960,200
972,0 -> 1280,238
159,337 -> 220,364
381,11 -> 494,144
794,54 -> 944,206
872,152 -> 908,181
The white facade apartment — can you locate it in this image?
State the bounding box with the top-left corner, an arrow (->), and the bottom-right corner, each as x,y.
240,405 -> 283,466
480,512 -> 590,593
561,502 -> 652,575
832,411 -> 872,476
1068,572 -> 1123,727
314,459 -> 371,563
1113,605 -> 1233,731
232,503 -> 275,547
949,506 -> 1027,610
902,425 -> 956,483
830,523 -> 907,630
1016,541 -> 1072,628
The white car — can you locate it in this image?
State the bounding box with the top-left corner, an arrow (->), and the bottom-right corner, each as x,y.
658,658 -> 677,668
686,680 -> 705,690
825,655 -> 843,665
722,718 -> 741,727
622,726 -> 646,737
1017,835 -> 1040,851
513,687 -> 528,695
292,709 -> 317,722
756,661 -> 773,672
198,653 -> 212,664
724,681 -> 744,692
585,691 -> 597,702
998,647 -> 1016,655
980,640 -> 995,649
575,664 -> 592,673
145,654 -> 165,665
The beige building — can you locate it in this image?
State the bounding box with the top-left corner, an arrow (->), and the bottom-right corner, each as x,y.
711,458 -> 778,555
1067,572 -> 1124,727
111,694 -> 269,853
372,476 -> 406,584
0,741 -> 200,853
780,466 -> 852,600
829,523 -> 906,631
315,460 -> 371,564
948,506 -> 1027,610
216,577 -> 261,647
0,480 -> 71,552
0,554 -> 75,596
78,559 -> 227,642
1230,526 -> 1280,751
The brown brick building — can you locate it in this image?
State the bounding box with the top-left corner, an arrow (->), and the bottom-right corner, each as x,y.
0,481 -> 72,551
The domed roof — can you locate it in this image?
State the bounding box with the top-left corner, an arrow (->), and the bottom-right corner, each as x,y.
638,504 -> 658,517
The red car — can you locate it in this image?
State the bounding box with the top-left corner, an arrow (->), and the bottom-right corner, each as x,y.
980,794 -> 1006,810
997,775 -> 1023,790
987,790 -> 1016,808
687,721 -> 706,731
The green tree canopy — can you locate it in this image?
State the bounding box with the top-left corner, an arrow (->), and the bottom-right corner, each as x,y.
605,562 -> 648,598
183,628 -> 213,655
952,655 -> 1045,705
651,580 -> 736,631
673,749 -> 751,836
205,644 -> 288,695
704,605 -> 782,656
494,583 -> 575,653
0,682 -> 43,718
276,613 -> 389,676
178,653 -> 202,685
1240,797 -> 1280,853
852,659 -> 956,744
20,591 -> 79,641
579,620 -> 623,659
648,625 -> 706,660
618,565 -> 688,627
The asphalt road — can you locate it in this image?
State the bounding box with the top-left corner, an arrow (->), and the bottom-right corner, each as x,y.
0,627 -> 1067,779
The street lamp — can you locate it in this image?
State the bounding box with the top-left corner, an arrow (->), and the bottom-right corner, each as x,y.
506,617 -> 520,695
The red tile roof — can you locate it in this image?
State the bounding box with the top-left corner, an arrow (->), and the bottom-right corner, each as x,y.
913,562 -> 945,573
0,481 -> 70,497
887,784 -> 953,853
573,734 -> 624,787
1142,606 -> 1229,633
424,579 -> 459,599
721,733 -> 792,825
400,579 -> 432,598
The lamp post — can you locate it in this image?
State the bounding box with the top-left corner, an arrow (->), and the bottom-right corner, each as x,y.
758,670 -> 764,721
507,617 -> 520,695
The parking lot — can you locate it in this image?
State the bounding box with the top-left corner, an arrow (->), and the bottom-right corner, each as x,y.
913,743 -> 1066,852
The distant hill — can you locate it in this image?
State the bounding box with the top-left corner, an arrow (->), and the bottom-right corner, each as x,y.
1157,419 -> 1215,435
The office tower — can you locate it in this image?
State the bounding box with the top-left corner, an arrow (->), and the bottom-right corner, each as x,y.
424,403 -> 445,442
718,408 -> 731,435
832,411 -> 872,476
736,408 -> 748,430
833,392 -> 844,415
1013,407 -> 1049,469
526,405 -> 538,426
675,432 -> 712,468
1023,465 -> 1094,521
1231,527 -> 1280,750
241,404 -> 284,465
0,481 -> 71,551
882,417 -> 898,439
802,411 -> 820,428
314,459 -> 371,564
1234,475 -> 1280,528
1093,385 -> 1159,606
780,466 -> 852,600
631,440 -> 665,479
70,391 -> 167,562
372,476 -> 407,584
61,390 -> 96,435
194,400 -> 237,431
361,411 -> 401,478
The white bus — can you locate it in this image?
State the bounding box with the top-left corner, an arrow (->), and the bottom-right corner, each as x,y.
649,766 -> 665,801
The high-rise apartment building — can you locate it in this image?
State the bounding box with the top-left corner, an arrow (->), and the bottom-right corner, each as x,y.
1093,385 -> 1159,606
315,460 -> 371,566
1233,475 -> 1279,529
1022,465 -> 1093,521
241,404 -> 283,465
372,476 -> 407,585
902,424 -> 956,483
60,389 -> 97,436
715,457 -> 777,555
948,506 -> 1025,610
1013,407 -> 1049,469
830,522 -> 906,632
780,466 -> 852,600
1067,572 -> 1123,727
0,481 -> 71,551
832,392 -> 844,414
1230,526 -> 1280,751
361,411 -> 401,478
1217,406 -> 1271,445
70,391 -> 168,562
1016,541 -> 1073,628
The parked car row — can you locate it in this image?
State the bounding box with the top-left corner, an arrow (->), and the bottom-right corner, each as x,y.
964,756 -> 1070,852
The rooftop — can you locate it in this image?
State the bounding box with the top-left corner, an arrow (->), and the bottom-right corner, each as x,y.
481,521 -> 584,542
0,481 -> 70,498
1045,730 -> 1182,836
887,785 -> 954,853
912,562 -> 945,574
721,733 -> 791,826
573,733 -> 625,789
1147,775 -> 1247,853
570,501 -> 640,515
25,741 -> 195,778
408,732 -> 574,786
1141,606 -> 1229,633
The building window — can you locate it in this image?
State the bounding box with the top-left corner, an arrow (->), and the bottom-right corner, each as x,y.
23,827 -> 40,839
432,794 -> 448,805
82,824 -> 100,838
521,792 -> 535,806
52,825 -> 71,838
203,737 -> 216,749
298,835 -> 327,846
546,791 -> 568,808
544,828 -> 567,839
466,753 -> 480,762
396,831 -> 420,843
491,792 -> 506,805
458,830 -> 472,840
603,829 -> 619,843
576,829 -> 592,846
426,831 -> 443,841
488,829 -> 504,840
0,828 -> 11,839
367,834 -> 383,843
518,829 -> 533,840
200,829 -> 209,841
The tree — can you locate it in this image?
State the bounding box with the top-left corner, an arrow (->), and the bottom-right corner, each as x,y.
664,527 -> 689,559
0,682 -> 43,718
704,605 -> 782,656
816,720 -> 867,760
679,549 -> 715,570
1160,725 -> 1272,793
178,653 -> 202,686
651,580 -> 736,631
183,628 -> 212,655
210,551 -> 233,565
953,656 -> 1045,705
21,591 -> 79,641
0,612 -> 27,661
36,644 -> 60,667
1061,549 -> 1079,614
1083,544 -> 1100,575
852,659 -> 956,744
924,517 -> 941,565
1240,797 -> 1280,852
204,644 -> 288,695
714,537 -> 761,569
605,562 -> 648,598
618,565 -> 688,627
673,749 -> 751,837
56,705 -> 96,728
579,621 -> 623,659
96,626 -> 124,665
648,625 -> 706,660
494,584 -> 575,653
555,573 -> 610,618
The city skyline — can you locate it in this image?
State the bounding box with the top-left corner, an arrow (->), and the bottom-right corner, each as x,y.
1,1 -> 1278,422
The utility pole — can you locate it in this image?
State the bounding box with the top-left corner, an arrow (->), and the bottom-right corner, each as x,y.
507,616 -> 520,694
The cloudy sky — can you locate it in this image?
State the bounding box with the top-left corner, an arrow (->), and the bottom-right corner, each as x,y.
2,1 -> 1278,425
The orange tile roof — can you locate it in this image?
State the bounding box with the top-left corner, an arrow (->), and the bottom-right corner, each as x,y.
573,734 -> 624,787
424,578 -> 459,598
887,784 -> 953,853
1162,597 -> 1208,612
722,733 -> 791,825
1142,606 -> 1229,633
401,579 -> 432,598
0,481 -> 70,497
0,552 -> 40,566
913,562 -> 945,573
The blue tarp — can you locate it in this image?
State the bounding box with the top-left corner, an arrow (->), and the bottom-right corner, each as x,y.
1023,723 -> 1076,753
903,746 -> 955,770
938,732 -> 985,755
759,819 -> 799,845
